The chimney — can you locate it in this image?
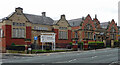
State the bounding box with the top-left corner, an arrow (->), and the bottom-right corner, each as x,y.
15,7 -> 23,13
82,17 -> 84,20
95,14 -> 97,19
61,14 -> 66,19
42,12 -> 46,17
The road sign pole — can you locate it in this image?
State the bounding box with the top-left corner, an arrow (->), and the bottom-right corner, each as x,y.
54,42 -> 55,51
42,42 -> 43,51
52,42 -> 53,51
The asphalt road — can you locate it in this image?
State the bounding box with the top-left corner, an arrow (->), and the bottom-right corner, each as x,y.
2,48 -> 120,65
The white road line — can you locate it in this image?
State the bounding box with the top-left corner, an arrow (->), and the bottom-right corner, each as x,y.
92,56 -> 97,58
68,59 -> 77,62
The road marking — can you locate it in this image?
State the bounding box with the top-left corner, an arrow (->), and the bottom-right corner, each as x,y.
54,62 -> 64,63
68,59 -> 77,62
92,56 -> 97,58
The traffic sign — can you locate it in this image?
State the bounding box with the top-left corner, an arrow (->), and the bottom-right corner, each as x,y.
34,36 -> 38,40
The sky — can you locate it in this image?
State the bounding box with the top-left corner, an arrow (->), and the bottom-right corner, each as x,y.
0,0 -> 119,24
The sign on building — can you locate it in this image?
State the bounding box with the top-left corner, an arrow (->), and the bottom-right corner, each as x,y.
40,33 -> 56,51
41,34 -> 55,42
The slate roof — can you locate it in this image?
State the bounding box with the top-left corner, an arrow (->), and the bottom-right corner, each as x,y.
68,18 -> 83,27
1,12 -> 54,25
7,12 -> 15,18
100,22 -> 109,29
24,14 -> 54,25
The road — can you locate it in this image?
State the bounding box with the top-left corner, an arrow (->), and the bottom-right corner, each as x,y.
1,48 -> 120,65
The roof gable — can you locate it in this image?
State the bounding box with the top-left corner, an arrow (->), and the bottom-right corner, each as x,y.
56,15 -> 70,27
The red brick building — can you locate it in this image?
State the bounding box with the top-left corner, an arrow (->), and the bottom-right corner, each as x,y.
0,7 -> 119,52
69,14 -> 119,47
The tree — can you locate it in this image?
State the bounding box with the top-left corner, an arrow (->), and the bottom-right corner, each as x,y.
11,43 -> 15,46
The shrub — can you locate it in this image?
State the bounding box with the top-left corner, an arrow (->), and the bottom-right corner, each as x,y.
69,42 -> 73,45
7,46 -> 25,51
96,41 -> 104,44
88,41 -> 104,49
78,42 -> 83,45
114,40 -> 119,43
88,42 -> 95,44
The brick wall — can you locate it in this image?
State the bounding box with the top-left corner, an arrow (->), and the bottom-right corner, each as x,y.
54,29 -> 72,48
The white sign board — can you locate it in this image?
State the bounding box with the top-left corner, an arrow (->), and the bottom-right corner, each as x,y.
41,34 -> 55,43
28,48 -> 32,51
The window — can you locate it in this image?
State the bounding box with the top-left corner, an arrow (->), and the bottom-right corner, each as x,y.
75,31 -> 78,38
13,22 -> 25,26
94,34 -> 96,40
16,28 -> 18,37
13,22 -> 16,25
19,28 -> 22,37
34,26 -> 36,30
0,29 -> 3,37
12,28 -> 25,38
59,27 -> 67,30
34,26 -> 48,30
23,23 -> 25,26
16,23 -> 19,26
85,24 -> 93,30
13,28 -> 16,37
111,33 -> 116,40
88,32 -> 90,39
84,32 -> 92,39
21,29 -> 25,38
94,22 -> 97,28
59,31 -> 68,39
111,28 -> 115,32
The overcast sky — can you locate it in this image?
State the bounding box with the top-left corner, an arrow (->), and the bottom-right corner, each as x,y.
0,0 -> 119,24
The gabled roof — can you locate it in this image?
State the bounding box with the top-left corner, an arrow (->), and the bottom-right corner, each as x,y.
24,13 -> 54,25
100,22 -> 109,29
68,18 -> 83,27
7,12 -> 15,18
1,11 -> 54,25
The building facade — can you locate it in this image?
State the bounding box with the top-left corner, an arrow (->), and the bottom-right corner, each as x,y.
0,7 -> 119,52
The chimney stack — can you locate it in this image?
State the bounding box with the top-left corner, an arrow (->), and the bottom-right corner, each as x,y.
42,12 -> 46,17
95,14 -> 97,19
15,7 -> 23,13
61,14 -> 66,19
82,17 -> 84,20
